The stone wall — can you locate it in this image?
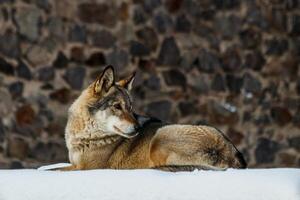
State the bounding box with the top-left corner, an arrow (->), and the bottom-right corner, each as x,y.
0,0 -> 299,169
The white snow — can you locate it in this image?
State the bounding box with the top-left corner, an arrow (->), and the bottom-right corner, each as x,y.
0,164 -> 299,200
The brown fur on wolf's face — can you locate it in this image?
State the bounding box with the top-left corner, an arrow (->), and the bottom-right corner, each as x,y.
79,66 -> 139,138
63,65 -> 247,171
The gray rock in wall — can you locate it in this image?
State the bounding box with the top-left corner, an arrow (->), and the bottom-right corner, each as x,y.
15,6 -> 41,41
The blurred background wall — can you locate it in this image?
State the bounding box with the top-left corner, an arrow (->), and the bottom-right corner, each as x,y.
0,0 -> 299,169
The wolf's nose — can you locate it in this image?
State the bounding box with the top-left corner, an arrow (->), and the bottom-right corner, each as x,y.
134,124 -> 140,131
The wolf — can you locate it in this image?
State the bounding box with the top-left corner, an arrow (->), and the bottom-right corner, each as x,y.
62,66 -> 247,171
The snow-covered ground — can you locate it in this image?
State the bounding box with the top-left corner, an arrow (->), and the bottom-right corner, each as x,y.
0,163 -> 299,200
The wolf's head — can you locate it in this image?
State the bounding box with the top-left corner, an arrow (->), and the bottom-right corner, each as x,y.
68,66 -> 139,138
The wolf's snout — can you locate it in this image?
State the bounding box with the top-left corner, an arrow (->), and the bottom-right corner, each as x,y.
121,125 -> 139,138
124,124 -> 138,133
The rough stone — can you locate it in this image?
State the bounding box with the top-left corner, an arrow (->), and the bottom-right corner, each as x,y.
157,37 -> 180,66
289,14 -> 300,35
221,48 -> 241,71
288,136 -> 300,151
0,120 -> 4,142
164,0 -> 183,13
182,0 -> 212,20
226,74 -> 243,94
15,6 -> 41,41
85,52 -> 106,67
138,59 -> 156,72
16,61 -> 32,80
63,66 -> 86,90
41,37 -> 59,53
26,45 -> 51,67
255,138 -> 281,164
78,3 -> 117,27
278,152 -> 297,166
270,8 -> 287,31
180,52 -> 196,69
243,73 -> 262,94
293,109 -> 300,127
175,14 -> 191,33
226,127 -> 244,145
45,121 -> 65,136
39,108 -> 54,122
245,4 -> 268,29
34,0 -> 50,11
213,0 -> 240,9
130,40 -> 150,57
254,114 -> 272,126
8,81 -> 24,99
189,74 -> 209,93
208,101 -> 239,125
243,111 -> 252,122
145,100 -> 172,121
163,69 -> 186,87
285,0 -> 299,9
53,52 -> 69,69
90,30 -> 116,49
297,79 -> 300,95
0,161 -> 10,169
0,29 -> 20,58
118,2 -> 129,21
0,58 -> 14,75
37,66 -> 55,82
214,14 -> 241,39
178,101 -> 198,117
144,74 -> 160,90
106,49 -> 129,72
49,88 -> 71,104
0,89 -> 13,119
211,73 -> 226,91
133,5 -> 148,24
239,28 -> 261,49
142,0 -> 161,14
31,142 -> 67,162
270,106 -> 292,126
10,161 -> 24,169
194,50 -> 220,73
54,0 -> 76,19
40,83 -> 51,92
152,11 -> 173,33
70,46 -> 84,63
7,137 -> 29,159
16,104 -> 36,126
0,0 -> 13,4
47,17 -> 66,39
265,38 -> 288,55
136,27 -> 158,51
193,24 -> 216,47
69,24 -> 87,43
244,51 -> 265,71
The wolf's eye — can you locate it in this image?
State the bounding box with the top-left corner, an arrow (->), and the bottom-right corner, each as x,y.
114,104 -> 122,110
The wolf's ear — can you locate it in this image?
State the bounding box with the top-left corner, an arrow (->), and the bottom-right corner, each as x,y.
117,72 -> 135,91
94,65 -> 115,94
